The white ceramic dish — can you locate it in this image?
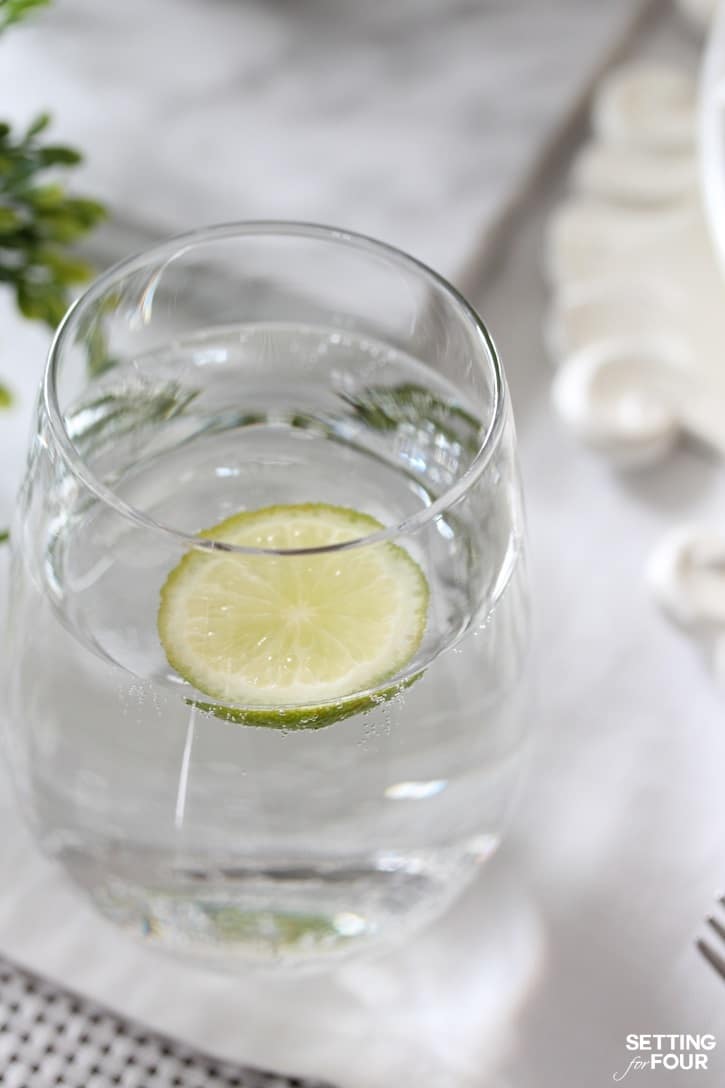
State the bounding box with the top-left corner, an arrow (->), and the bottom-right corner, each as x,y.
546,60 -> 725,468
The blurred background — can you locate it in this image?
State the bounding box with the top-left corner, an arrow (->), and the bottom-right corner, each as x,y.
0,0 -> 664,279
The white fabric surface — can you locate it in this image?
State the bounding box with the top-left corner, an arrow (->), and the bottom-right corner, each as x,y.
3,3 -> 725,1087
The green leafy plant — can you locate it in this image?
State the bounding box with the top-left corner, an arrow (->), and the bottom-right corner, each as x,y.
0,0 -> 50,32
1,0 -> 106,333
1,0 -> 106,539
0,113 -> 106,327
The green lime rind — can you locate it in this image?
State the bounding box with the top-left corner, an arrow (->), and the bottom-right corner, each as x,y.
211,906 -> 338,946
186,671 -> 422,731
159,503 -> 429,729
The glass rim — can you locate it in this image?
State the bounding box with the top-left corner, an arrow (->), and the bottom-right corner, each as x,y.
44,220 -> 507,556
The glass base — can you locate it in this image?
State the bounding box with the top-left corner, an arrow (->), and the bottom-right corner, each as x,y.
58,842 -> 497,970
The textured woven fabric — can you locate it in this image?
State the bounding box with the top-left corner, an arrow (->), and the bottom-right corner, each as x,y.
0,957 -> 332,1088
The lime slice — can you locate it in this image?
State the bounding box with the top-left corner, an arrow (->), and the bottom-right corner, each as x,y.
158,504 -> 428,728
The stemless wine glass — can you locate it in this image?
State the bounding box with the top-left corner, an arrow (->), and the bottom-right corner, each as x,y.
3,223 -> 529,968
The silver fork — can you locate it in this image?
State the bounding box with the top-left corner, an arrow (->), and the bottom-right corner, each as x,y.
697,896 -> 725,980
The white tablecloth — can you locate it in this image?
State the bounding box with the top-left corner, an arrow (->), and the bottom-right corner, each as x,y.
3,2 -> 725,1086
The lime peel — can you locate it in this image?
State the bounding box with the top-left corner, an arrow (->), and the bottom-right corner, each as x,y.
186,672 -> 423,731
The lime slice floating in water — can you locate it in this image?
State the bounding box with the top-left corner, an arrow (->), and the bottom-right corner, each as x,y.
158,503 -> 429,729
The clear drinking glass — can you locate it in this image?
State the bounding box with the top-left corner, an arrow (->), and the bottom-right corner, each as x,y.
3,223 -> 529,968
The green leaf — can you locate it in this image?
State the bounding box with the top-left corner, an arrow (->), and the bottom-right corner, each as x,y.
16,281 -> 47,320
0,530 -> 8,545
28,197 -> 106,243
37,145 -> 83,167
16,280 -> 67,326
0,206 -> 21,232
25,183 -> 65,208
26,112 -> 51,139
0,0 -> 52,32
0,24 -> 106,336
62,196 -> 107,225
37,247 -> 93,283
32,219 -> 86,243
0,381 -> 13,408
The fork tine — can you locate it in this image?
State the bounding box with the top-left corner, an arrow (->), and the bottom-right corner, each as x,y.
708,914 -> 725,943
697,937 -> 725,981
